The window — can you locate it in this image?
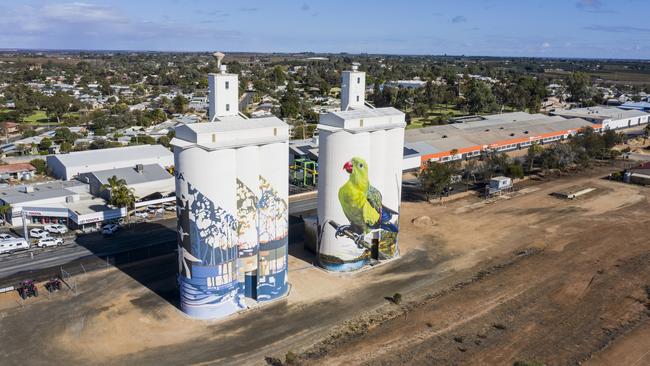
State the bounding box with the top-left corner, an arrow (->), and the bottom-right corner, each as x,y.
212,134 -> 216,143
273,128 -> 277,136
226,104 -> 230,111
360,119 -> 364,127
356,95 -> 360,102
357,77 -> 361,84
225,81 -> 229,89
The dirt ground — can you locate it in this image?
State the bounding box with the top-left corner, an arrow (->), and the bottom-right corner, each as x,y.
0,164 -> 648,366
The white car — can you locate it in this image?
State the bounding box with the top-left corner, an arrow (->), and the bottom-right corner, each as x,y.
164,205 -> 176,212
29,228 -> 49,238
0,233 -> 14,240
134,211 -> 148,219
44,224 -> 68,235
102,224 -> 119,235
37,237 -> 63,248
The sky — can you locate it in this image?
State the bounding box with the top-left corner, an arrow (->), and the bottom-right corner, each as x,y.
0,0 -> 648,59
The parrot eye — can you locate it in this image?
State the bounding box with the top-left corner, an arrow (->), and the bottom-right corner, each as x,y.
359,163 -> 363,168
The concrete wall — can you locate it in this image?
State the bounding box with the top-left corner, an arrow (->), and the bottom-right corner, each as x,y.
208,73 -> 239,120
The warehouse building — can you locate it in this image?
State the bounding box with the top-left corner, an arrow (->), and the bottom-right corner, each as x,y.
551,106 -> 650,130
405,112 -> 598,165
46,144 -> 174,180
80,163 -> 174,201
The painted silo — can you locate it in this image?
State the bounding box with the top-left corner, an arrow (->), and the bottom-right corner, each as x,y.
316,66 -> 406,272
174,145 -> 243,319
317,126 -> 372,271
236,145 -> 260,299
257,140 -> 289,301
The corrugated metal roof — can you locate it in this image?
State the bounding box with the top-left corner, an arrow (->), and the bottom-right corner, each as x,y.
50,145 -> 172,169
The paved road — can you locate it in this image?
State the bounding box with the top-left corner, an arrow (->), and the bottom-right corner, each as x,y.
0,195 -> 318,282
0,220 -> 177,281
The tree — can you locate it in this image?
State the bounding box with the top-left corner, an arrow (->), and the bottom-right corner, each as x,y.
525,143 -> 544,172
29,158 -> 46,175
464,80 -> 497,114
43,92 -> 73,123
418,161 -> 454,202
38,137 -> 52,152
567,72 -> 591,104
0,203 -> 11,225
505,161 -> 525,179
172,94 -> 188,114
101,175 -> 136,209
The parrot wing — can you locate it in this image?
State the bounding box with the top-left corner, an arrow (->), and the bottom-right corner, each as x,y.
366,185 -> 383,216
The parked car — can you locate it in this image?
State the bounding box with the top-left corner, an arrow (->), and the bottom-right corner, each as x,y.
29,228 -> 49,238
148,207 -> 164,215
44,224 -> 68,235
134,211 -> 148,219
0,233 -> 14,240
37,237 -> 63,248
0,238 -> 29,254
102,224 -> 119,235
164,204 -> 176,212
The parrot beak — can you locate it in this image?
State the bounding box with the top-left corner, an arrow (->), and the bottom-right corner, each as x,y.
343,161 -> 353,174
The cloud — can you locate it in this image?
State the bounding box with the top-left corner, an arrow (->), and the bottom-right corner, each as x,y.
575,0 -> 615,13
451,15 -> 467,24
42,2 -> 123,23
576,0 -> 602,9
541,42 -> 551,48
301,3 -> 310,11
0,2 -> 240,50
584,25 -> 650,33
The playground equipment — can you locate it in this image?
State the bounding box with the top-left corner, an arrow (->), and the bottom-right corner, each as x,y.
290,158 -> 318,187
17,280 -> 38,299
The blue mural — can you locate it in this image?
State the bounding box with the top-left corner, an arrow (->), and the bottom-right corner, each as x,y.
257,176 -> 289,301
177,181 -> 244,319
177,175 -> 289,319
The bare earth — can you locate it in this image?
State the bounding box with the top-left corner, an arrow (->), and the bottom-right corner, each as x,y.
0,164 -> 648,366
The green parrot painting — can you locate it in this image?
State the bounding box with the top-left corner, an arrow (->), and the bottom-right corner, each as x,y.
336,157 -> 398,245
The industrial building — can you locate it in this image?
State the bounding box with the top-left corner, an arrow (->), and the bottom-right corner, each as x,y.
551,106 -> 650,130
46,144 -> 174,180
171,53 -> 290,320
406,113 -> 597,165
317,63 -> 406,272
80,163 -> 175,201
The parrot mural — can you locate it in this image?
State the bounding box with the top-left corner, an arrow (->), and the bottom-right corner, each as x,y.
336,157 -> 398,246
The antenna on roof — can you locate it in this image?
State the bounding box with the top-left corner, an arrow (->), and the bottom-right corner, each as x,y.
213,52 -> 226,74
351,62 -> 360,71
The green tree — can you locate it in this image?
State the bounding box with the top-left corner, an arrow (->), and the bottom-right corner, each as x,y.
525,143 -> 544,172
38,137 -> 52,152
464,80 -> 497,114
418,161 -> 454,202
43,92 -> 73,123
567,72 -> 592,104
101,176 -> 136,209
29,158 -> 46,175
172,94 -> 188,114
0,203 -> 11,224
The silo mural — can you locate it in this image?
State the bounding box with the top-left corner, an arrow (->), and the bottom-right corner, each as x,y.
257,142 -> 289,301
236,146 -> 260,299
316,66 -> 405,272
174,147 -> 244,320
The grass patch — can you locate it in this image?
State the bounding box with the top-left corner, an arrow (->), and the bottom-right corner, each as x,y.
22,111 -> 50,123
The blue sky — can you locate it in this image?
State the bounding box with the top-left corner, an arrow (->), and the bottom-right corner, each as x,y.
0,0 -> 648,59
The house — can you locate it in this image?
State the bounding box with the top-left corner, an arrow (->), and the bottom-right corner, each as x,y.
0,121 -> 19,135
0,163 -> 36,180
